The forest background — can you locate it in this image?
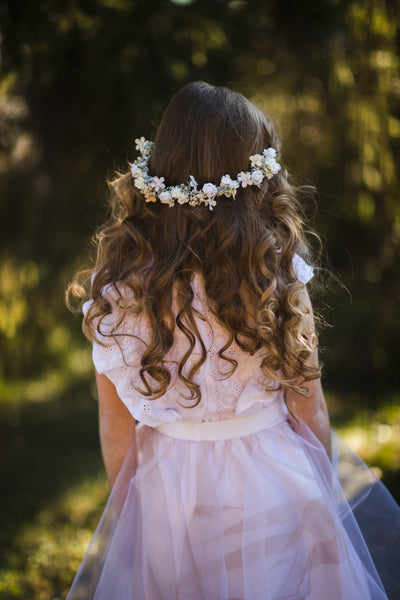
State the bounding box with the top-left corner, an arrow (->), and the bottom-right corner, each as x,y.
0,0 -> 399,597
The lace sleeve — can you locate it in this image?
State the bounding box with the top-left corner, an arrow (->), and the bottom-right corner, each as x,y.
292,254 -> 314,284
82,285 -> 147,375
82,289 -> 173,426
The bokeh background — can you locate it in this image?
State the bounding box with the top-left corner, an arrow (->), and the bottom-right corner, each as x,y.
0,0 -> 399,597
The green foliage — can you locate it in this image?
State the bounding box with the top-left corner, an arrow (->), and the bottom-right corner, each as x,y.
1,0 -> 399,399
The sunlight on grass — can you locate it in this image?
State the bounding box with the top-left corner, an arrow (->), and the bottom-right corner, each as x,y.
0,348 -> 92,406
0,474 -> 108,599
335,403 -> 400,476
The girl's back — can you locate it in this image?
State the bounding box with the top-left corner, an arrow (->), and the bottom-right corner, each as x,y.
67,82 -> 400,600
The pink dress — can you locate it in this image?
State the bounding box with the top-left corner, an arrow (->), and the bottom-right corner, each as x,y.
67,256 -> 400,599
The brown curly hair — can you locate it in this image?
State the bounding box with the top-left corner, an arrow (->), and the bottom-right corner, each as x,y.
68,81 -> 321,405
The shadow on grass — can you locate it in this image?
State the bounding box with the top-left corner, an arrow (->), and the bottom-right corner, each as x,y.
0,375 -> 104,564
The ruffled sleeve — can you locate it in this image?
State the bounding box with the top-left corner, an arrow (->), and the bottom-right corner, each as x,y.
292,253 -> 314,284
82,286 -> 181,426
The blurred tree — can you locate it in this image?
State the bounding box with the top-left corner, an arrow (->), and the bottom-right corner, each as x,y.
0,0 -> 399,403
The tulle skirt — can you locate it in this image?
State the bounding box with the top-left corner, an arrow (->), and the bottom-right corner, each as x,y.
67,405 -> 400,600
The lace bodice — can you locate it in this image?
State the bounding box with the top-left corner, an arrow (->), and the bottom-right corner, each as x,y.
84,255 -> 313,426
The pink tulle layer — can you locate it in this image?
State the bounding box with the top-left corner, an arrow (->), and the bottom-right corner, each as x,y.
67,413 -> 400,600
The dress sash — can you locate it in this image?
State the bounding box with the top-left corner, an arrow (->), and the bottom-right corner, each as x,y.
154,400 -> 288,441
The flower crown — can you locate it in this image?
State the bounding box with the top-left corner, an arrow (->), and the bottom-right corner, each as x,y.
130,137 -> 281,211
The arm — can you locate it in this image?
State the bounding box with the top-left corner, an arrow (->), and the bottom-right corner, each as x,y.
284,287 -> 332,459
96,371 -> 136,487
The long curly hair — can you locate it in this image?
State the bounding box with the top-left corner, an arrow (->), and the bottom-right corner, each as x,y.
68,81 -> 321,405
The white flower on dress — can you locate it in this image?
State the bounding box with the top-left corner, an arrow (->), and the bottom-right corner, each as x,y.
251,170 -> 264,186
150,176 -> 165,192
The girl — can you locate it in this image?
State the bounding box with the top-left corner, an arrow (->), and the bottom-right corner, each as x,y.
67,81 -> 399,599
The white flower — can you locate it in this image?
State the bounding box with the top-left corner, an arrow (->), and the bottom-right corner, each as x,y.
249,154 -> 263,168
263,147 -> 276,159
134,175 -> 147,190
263,158 -> 281,178
220,174 -> 235,186
189,175 -> 198,189
206,197 -> 217,211
270,159 -> 281,174
171,186 -> 181,198
251,169 -> 264,186
202,183 -> 218,199
171,186 -> 188,204
135,137 -> 153,159
130,163 -> 140,176
220,175 -> 239,198
159,191 -> 174,206
135,137 -> 147,151
150,176 -> 165,192
237,171 -> 253,187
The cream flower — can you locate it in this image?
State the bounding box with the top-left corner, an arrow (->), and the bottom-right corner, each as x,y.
249,154 -> 263,168
220,175 -> 239,198
263,158 -> 281,178
134,176 -> 147,190
237,171 -> 253,187
206,197 -> 217,210
135,137 -> 146,150
171,186 -> 187,204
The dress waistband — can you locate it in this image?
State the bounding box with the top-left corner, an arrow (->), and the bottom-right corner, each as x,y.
155,400 -> 288,442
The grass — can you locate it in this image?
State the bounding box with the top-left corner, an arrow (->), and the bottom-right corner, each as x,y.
0,377 -> 399,599
0,373 -> 107,599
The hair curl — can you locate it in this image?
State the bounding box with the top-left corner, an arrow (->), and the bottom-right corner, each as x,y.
67,81 -> 321,405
